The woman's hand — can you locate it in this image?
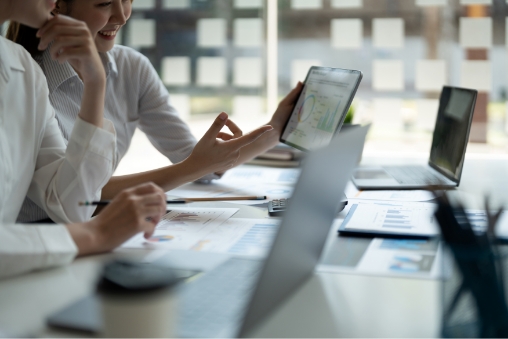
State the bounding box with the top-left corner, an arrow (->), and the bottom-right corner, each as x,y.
36,15 -> 105,86
67,183 -> 166,256
185,112 -> 273,175
268,82 -> 304,133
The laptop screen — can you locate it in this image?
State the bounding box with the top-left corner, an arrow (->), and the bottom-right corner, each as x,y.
429,86 -> 477,181
239,125 -> 370,337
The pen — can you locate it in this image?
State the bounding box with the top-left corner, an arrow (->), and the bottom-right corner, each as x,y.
79,200 -> 187,206
181,196 -> 267,202
79,196 -> 267,206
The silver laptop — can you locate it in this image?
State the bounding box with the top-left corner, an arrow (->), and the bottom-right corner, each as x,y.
47,125 -> 370,338
352,86 -> 477,190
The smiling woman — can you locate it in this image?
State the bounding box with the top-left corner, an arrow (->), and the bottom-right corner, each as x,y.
0,0 -> 170,279
53,0 -> 131,52
8,0 -> 299,224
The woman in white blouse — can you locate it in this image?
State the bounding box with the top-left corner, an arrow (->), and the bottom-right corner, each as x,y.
0,0 -> 187,279
8,0 -> 303,223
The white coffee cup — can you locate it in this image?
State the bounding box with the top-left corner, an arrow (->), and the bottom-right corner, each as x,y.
97,260 -> 181,338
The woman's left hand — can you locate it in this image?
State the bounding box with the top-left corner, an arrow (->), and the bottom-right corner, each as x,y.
268,82 -> 304,133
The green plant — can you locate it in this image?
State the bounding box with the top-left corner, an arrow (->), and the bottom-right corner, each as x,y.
344,105 -> 355,124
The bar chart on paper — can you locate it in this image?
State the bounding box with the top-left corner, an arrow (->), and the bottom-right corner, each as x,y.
190,219 -> 280,258
121,208 -> 239,250
339,201 -> 439,237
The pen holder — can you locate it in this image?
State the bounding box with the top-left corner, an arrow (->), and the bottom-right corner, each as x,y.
441,244 -> 508,338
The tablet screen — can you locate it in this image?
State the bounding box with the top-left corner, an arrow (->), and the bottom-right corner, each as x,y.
281,67 -> 362,151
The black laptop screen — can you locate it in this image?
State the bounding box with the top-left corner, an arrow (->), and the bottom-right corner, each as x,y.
429,86 -> 477,181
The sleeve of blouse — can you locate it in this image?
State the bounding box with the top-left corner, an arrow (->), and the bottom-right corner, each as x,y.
26,71 -> 117,224
0,223 -> 77,279
134,53 -> 197,164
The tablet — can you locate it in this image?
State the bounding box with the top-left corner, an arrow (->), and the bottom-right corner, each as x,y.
280,67 -> 363,151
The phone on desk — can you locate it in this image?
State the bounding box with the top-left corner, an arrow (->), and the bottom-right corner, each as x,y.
280,66 -> 363,152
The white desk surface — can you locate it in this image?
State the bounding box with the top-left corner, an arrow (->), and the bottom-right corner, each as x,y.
1,156 -> 506,338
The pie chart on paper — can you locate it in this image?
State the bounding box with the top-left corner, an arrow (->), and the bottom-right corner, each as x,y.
147,235 -> 174,242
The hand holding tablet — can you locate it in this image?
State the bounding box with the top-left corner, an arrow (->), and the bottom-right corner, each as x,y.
280,67 -> 363,151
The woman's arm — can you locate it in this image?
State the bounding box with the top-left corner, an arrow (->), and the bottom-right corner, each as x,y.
100,112 -> 272,199
27,15 -> 116,223
37,15 -> 106,128
0,183 -> 165,280
230,82 -> 304,166
100,84 -> 302,201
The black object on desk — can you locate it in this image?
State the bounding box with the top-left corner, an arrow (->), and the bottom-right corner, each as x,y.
268,195 -> 348,217
435,194 -> 508,338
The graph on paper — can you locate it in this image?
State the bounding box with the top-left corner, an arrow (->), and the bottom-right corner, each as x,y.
120,207 -> 239,250
339,201 -> 439,237
189,219 -> 280,258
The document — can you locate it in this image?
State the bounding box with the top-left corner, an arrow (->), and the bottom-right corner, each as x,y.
168,182 -> 293,205
345,182 -> 435,202
319,230 -> 443,280
122,213 -> 279,258
339,200 -> 439,237
121,208 -> 239,250
167,167 -> 299,205
338,200 -> 508,239
189,218 -> 280,257
220,165 -> 300,184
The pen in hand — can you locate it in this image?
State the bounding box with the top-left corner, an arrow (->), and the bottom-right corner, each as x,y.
79,196 -> 267,206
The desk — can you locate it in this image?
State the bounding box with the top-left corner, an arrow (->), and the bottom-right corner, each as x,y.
0,156 -> 506,337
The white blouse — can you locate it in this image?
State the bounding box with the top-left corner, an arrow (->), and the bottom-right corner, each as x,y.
0,36 -> 117,279
18,45 -> 218,223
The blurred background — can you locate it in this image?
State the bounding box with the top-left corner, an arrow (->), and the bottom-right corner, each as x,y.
3,0 -> 508,174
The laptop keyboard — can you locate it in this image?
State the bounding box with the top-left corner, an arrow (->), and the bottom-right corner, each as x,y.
383,166 -> 448,185
177,258 -> 263,338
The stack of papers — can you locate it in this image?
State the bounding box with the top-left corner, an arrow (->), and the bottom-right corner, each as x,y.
338,200 -> 508,240
167,166 -> 299,205
121,207 -> 280,258
319,232 -> 443,280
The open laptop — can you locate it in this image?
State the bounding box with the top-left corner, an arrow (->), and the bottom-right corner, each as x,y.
47,125 -> 370,338
352,86 -> 477,190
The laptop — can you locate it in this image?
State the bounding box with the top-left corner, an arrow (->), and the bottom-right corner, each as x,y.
47,125 -> 370,338
352,86 -> 477,190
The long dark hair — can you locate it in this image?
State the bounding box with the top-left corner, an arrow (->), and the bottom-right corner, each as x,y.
7,0 -> 75,58
7,23 -> 40,58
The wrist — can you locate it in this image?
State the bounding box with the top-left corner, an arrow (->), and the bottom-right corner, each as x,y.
82,73 -> 106,88
177,157 -> 212,182
66,221 -> 101,256
263,125 -> 282,148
